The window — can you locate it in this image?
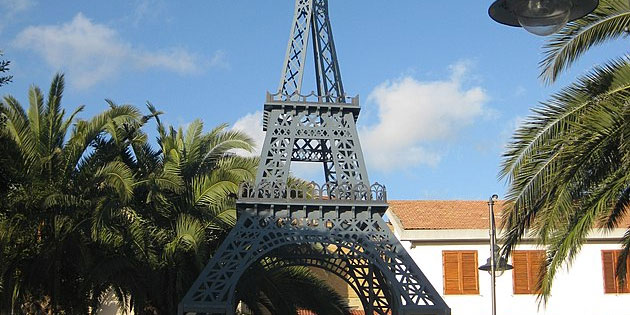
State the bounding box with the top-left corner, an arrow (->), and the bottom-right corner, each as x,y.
442,250 -> 479,295
602,250 -> 630,294
512,250 -> 546,294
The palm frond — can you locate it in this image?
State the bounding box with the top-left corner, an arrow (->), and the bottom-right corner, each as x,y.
163,214 -> 205,262
540,0 -> 630,84
95,161 -> 135,202
500,55 -> 630,301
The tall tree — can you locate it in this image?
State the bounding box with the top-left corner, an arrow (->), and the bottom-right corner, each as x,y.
116,115 -> 349,314
0,73 -> 149,313
0,50 -> 12,87
500,0 -> 630,302
0,75 -> 350,314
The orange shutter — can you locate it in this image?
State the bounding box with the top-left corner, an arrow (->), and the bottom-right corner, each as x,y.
602,250 -> 630,294
621,252 -> 630,293
443,251 -> 479,295
529,251 -> 546,294
461,251 -> 479,294
512,251 -> 530,294
512,250 -> 546,294
602,251 -> 617,293
443,251 -> 462,294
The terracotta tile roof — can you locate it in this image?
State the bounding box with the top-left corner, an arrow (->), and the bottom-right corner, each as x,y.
387,200 -> 506,230
387,200 -> 630,230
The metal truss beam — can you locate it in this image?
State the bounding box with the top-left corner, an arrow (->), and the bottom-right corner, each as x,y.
179,212 -> 449,315
180,0 -> 450,314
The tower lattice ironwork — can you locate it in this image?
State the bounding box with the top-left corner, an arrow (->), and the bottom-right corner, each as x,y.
179,1 -> 450,314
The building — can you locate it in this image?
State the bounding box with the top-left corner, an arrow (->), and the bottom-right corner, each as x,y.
386,200 -> 630,315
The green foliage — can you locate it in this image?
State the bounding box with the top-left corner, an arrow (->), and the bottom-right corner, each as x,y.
0,50 -> 11,87
540,0 -> 630,84
0,74 -> 350,314
501,0 -> 630,303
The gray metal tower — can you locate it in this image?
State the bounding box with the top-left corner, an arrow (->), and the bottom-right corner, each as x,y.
179,1 -> 450,314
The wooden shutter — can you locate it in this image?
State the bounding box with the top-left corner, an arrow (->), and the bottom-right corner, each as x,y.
513,250 -> 546,294
602,251 -> 617,293
443,251 -> 461,294
461,251 -> 479,294
602,250 -> 630,294
621,252 -> 630,293
442,251 -> 479,295
512,251 -> 530,294
529,251 -> 545,294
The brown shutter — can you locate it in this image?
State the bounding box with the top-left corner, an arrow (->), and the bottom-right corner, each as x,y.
603,250 -> 630,294
443,251 -> 462,294
461,251 -> 479,294
621,252 -> 630,293
529,251 -> 546,294
513,251 -> 530,294
602,250 -> 630,293
602,251 -> 617,293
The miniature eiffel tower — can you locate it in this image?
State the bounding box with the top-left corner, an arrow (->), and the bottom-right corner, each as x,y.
179,1 -> 450,314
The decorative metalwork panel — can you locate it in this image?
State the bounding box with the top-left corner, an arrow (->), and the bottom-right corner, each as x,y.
238,180 -> 387,203
259,249 -> 393,314
179,213 -> 448,315
311,0 -> 344,101
180,0 -> 450,314
256,107 -> 369,189
279,0 -> 314,97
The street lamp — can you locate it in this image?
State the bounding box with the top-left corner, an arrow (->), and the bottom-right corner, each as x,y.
479,245 -> 513,276
478,194 -> 513,315
488,0 -> 599,36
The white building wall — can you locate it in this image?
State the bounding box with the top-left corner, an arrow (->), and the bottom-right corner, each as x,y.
401,239 -> 630,315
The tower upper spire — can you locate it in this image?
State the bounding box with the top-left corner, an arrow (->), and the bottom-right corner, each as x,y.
278,0 -> 344,101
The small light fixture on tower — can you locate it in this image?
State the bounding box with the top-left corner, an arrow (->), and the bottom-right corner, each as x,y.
488,0 -> 599,36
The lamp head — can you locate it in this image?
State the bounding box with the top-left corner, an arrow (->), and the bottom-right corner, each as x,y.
479,245 -> 514,277
489,0 -> 599,36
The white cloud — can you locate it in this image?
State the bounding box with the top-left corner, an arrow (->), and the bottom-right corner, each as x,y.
209,50 -> 230,69
231,62 -> 489,177
231,110 -> 265,156
361,61 -> 489,171
12,13 -> 219,89
0,0 -> 35,33
132,0 -> 166,26
134,48 -> 200,74
1,0 -> 33,15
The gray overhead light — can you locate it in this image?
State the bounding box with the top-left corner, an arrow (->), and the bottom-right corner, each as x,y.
489,0 -> 599,36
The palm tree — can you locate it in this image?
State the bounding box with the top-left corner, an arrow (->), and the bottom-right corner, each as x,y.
0,74 -> 351,314
124,116 -> 349,314
0,50 -> 11,87
500,0 -> 630,302
0,73 -> 150,313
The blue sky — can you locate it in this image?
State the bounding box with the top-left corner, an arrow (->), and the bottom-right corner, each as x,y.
0,0 -> 626,200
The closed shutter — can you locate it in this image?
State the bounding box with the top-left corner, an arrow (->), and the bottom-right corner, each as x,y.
529,251 -> 546,294
461,251 -> 479,294
443,251 -> 462,294
512,251 -> 530,294
602,251 -> 617,293
513,250 -> 546,294
443,250 -> 479,295
602,250 -> 630,294
621,252 -> 630,293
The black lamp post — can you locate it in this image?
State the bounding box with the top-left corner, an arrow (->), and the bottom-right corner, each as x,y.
489,0 -> 599,36
478,195 -> 513,315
